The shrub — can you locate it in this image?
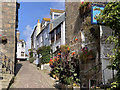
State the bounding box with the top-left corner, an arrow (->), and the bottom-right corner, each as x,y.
37,46 -> 50,64
29,57 -> 35,63
50,45 -> 80,85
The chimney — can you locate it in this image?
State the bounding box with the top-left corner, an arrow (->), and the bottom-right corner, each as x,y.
36,19 -> 41,36
16,30 -> 20,41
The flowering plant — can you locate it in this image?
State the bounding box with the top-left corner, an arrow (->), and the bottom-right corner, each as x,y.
50,45 -> 80,84
79,47 -> 96,63
49,56 -> 59,68
60,45 -> 70,55
80,2 -> 91,16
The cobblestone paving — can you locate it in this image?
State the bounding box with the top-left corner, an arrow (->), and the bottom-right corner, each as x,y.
11,61 -> 56,88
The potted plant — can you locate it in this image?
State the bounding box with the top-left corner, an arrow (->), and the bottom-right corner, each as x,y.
73,83 -> 80,90
79,47 -> 96,64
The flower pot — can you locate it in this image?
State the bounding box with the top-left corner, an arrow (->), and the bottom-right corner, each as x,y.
61,84 -> 72,90
73,86 -> 80,90
88,55 -> 95,60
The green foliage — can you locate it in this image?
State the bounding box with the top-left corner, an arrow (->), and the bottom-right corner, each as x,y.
29,57 -> 35,63
50,45 -> 80,85
96,2 -> 120,88
37,46 -> 50,64
28,49 -> 33,58
96,2 -> 120,32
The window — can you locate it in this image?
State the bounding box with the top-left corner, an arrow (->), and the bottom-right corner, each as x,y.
40,36 -> 42,43
51,31 -> 54,43
54,14 -> 60,19
46,32 -> 48,39
56,25 -> 61,40
44,32 -> 48,39
22,42 -> 24,47
21,52 -> 24,56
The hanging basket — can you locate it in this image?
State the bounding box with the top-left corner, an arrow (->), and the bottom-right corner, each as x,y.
88,55 -> 94,60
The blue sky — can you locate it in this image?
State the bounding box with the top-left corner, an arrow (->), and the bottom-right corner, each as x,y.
18,2 -> 65,54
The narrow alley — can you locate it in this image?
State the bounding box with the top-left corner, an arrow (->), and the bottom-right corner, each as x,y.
10,61 -> 56,89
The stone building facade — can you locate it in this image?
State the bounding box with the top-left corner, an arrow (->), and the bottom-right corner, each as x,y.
65,2 -> 114,88
0,1 -> 20,74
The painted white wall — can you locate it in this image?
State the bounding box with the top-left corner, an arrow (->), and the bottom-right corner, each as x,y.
36,21 -> 41,36
43,24 -> 50,46
81,31 -> 85,48
51,12 -> 62,20
17,41 -> 26,59
51,22 -> 65,53
100,26 -> 117,84
37,33 -> 43,49
61,21 -> 65,45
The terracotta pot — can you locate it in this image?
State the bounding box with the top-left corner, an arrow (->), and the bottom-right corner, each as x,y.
88,55 -> 94,60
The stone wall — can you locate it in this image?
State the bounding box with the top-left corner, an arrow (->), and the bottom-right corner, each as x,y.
65,2 -> 102,88
0,1 -> 17,73
65,2 -> 82,45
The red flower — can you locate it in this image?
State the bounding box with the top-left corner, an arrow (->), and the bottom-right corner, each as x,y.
75,38 -> 78,41
72,52 -> 75,55
57,58 -> 59,60
67,47 -> 70,51
58,53 -> 61,55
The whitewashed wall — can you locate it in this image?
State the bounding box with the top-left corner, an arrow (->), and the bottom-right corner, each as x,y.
17,41 -> 26,59
100,26 -> 117,84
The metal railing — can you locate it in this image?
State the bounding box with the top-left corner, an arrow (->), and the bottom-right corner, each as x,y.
79,62 -> 102,89
0,51 -> 14,74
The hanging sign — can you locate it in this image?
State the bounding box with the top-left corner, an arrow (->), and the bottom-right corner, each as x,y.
91,4 -> 105,24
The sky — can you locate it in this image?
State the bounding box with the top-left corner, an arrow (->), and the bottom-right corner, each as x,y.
17,2 -> 65,54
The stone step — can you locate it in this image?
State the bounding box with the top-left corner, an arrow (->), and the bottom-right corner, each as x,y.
1,74 -> 14,89
2,68 -> 11,74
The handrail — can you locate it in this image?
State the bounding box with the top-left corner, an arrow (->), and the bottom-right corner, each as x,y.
0,51 -> 14,74
79,62 -> 102,88
80,62 -> 102,75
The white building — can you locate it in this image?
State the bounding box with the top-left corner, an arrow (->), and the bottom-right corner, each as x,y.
31,19 -> 41,57
16,30 -> 26,60
49,9 -> 65,54
31,9 -> 65,64
36,18 -> 50,49
100,26 -> 117,84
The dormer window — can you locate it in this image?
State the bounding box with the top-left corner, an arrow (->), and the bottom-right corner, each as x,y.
54,14 -> 60,19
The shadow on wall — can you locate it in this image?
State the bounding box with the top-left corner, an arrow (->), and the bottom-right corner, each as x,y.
15,63 -> 23,76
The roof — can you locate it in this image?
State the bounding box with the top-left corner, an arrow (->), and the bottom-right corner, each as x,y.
19,39 -> 25,42
31,25 -> 37,38
50,8 -> 64,15
36,23 -> 50,38
43,18 -> 51,22
50,12 -> 65,33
